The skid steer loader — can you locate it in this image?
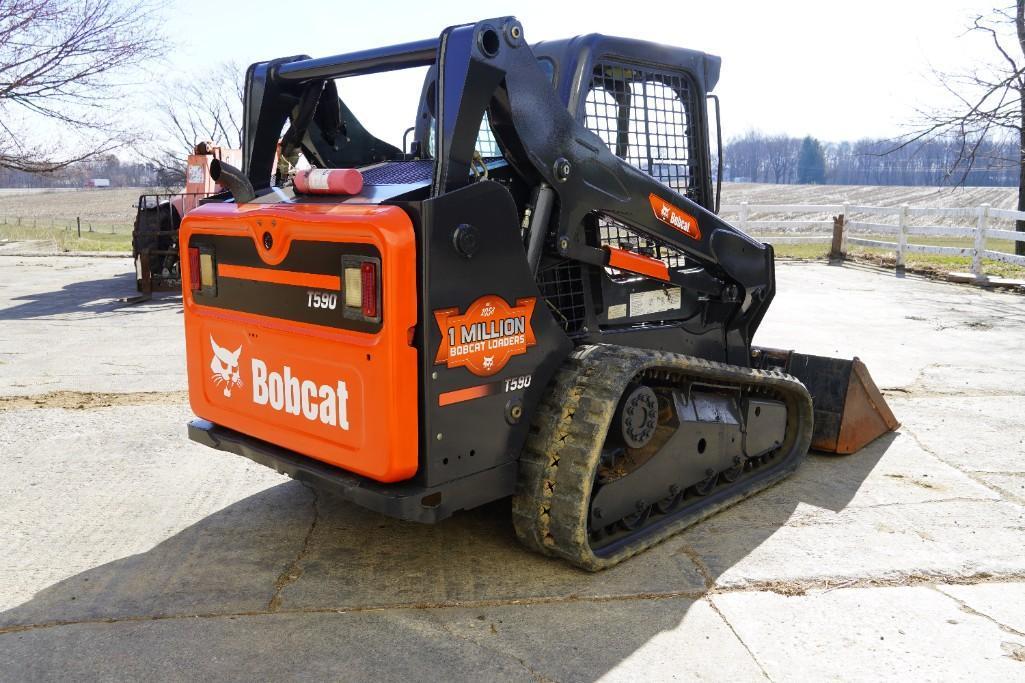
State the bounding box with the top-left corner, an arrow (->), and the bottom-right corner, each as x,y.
181,17 -> 898,570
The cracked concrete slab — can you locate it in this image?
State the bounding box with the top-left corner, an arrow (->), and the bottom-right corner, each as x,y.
2,256 -> 1025,680
888,396 -> 1025,473
936,583 -> 1025,636
0,256 -> 184,396
712,585 -> 1025,680
2,609 -> 533,682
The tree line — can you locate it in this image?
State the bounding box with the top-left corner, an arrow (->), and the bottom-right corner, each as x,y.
721,132 -> 1020,187
0,155 -> 158,188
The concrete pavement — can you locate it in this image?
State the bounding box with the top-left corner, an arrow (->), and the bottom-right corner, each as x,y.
2,255 -> 1024,681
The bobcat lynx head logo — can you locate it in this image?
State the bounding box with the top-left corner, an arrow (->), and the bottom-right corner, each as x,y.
482,355 -> 494,371
209,335 -> 243,397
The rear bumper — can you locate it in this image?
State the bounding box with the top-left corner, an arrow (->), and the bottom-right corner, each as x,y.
187,419 -> 517,523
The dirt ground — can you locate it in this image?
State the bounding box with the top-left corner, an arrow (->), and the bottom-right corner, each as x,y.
2,255 -> 1025,681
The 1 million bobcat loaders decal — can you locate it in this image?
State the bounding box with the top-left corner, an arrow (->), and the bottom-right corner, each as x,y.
434,296 -> 537,376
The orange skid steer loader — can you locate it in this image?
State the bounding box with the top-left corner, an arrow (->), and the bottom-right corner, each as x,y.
181,18 -> 897,570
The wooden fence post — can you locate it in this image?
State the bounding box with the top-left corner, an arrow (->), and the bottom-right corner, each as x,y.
829,212 -> 845,261
896,204 -> 908,271
841,202 -> 850,257
972,203 -> 989,280
77,217 -> 81,238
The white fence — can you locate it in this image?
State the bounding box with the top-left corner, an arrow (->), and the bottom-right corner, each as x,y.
718,202 -> 1025,278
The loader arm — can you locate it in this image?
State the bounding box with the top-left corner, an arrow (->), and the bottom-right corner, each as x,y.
423,18 -> 774,361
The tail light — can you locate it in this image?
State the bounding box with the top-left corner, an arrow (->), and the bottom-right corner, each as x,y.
361,262 -> 377,318
188,247 -> 201,291
188,246 -> 217,294
342,255 -> 381,323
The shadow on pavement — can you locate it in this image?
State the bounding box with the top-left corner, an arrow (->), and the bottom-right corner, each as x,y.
0,435 -> 893,678
0,272 -> 181,320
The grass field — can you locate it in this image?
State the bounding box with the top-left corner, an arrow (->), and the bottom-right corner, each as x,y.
0,187 -> 142,229
759,235 -> 1025,279
0,187 -> 143,252
0,183 -> 1022,279
0,223 -> 131,252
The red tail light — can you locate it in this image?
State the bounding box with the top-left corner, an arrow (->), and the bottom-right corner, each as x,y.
188,247 -> 201,292
361,261 -> 378,318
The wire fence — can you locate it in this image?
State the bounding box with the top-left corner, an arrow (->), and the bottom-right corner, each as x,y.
0,214 -> 134,235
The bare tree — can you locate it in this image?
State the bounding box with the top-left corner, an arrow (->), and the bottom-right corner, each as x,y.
0,0 -> 165,173
765,134 -> 799,183
142,61 -> 245,186
895,3 -> 1025,254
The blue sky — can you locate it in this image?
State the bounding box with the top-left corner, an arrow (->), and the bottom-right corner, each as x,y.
156,0 -> 1004,144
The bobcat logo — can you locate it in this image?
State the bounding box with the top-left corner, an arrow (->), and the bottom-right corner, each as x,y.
209,335 -> 243,397
482,355 -> 494,371
660,204 -> 671,220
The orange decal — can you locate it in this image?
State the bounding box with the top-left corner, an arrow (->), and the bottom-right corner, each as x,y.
649,193 -> 701,240
218,263 -> 341,291
604,245 -> 670,281
434,296 -> 536,377
438,383 -> 497,406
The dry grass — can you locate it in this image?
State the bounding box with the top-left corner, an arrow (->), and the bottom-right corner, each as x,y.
0,187 -> 142,232
720,183 -> 1018,209
0,224 -> 132,252
766,238 -> 1025,279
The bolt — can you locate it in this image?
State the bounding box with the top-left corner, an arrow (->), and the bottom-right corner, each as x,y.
558,237 -> 569,250
594,507 -> 603,519
705,468 -> 714,477
431,371 -> 438,380
669,484 -> 680,496
554,157 -> 571,182
636,500 -> 647,512
436,433 -> 443,441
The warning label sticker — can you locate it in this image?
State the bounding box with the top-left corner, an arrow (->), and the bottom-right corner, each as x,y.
607,304 -> 627,320
630,287 -> 681,317
307,169 -> 332,191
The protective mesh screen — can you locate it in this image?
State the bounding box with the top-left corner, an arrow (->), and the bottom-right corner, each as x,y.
584,61 -> 696,199
475,116 -> 502,157
537,259 -> 586,334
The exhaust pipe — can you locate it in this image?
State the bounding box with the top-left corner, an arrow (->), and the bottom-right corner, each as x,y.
209,159 -> 256,204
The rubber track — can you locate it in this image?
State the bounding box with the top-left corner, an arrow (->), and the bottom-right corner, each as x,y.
512,344 -> 814,571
